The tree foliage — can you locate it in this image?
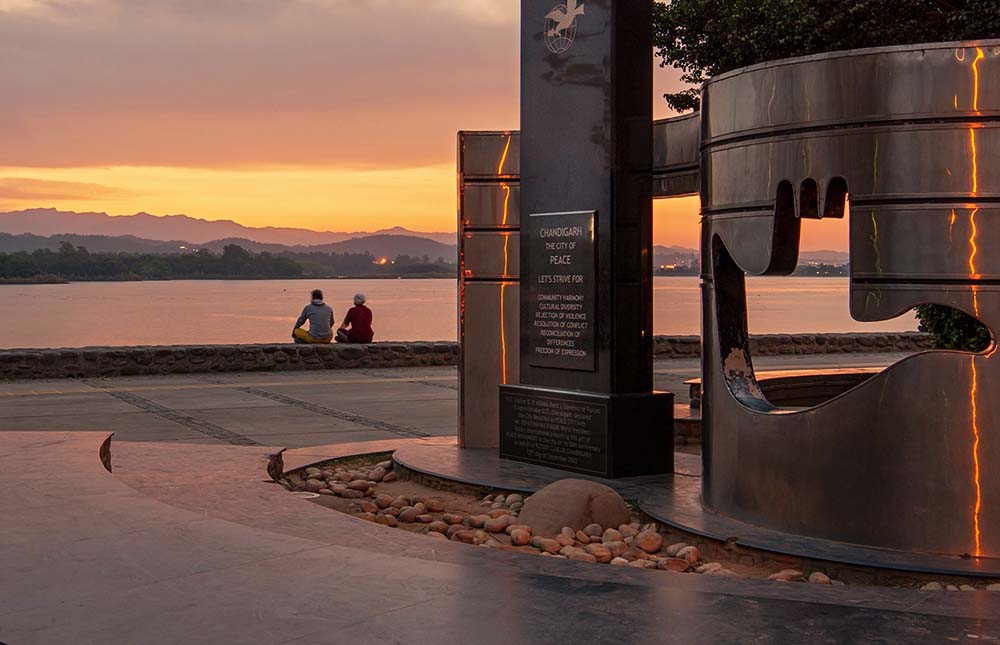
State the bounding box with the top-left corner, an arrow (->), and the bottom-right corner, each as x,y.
654,0 -> 1000,350
654,0 -> 1000,112
0,243 -> 457,282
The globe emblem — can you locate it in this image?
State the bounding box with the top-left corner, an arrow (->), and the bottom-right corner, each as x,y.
544,3 -> 581,54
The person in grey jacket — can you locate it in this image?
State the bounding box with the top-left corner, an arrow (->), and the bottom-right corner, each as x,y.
292,289 -> 335,344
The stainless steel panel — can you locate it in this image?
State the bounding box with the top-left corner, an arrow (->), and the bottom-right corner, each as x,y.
460,282 -> 519,448
705,41 -> 1000,142
461,183 -> 521,229
462,233 -> 519,280
459,132 -> 520,178
654,112 -> 700,174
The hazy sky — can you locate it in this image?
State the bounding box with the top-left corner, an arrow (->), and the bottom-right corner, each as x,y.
0,0 -> 846,250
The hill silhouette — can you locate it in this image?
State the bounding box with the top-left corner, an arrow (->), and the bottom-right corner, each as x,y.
0,208 -> 454,246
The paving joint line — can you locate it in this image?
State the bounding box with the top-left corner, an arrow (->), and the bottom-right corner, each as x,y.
237,387 -> 431,439
105,391 -> 262,446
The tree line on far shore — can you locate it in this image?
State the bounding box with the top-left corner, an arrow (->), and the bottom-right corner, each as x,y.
0,242 -> 456,283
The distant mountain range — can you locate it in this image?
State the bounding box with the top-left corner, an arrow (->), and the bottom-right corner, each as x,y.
0,208 -> 455,246
0,231 -> 457,262
0,208 -> 850,267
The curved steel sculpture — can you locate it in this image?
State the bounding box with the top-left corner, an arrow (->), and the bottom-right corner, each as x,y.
700,41 -> 1000,559
458,38 -> 1000,562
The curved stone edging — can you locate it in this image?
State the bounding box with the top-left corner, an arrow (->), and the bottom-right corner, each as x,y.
0,332 -> 931,380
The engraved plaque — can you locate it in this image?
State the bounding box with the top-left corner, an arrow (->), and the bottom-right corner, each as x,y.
526,210 -> 597,371
500,388 -> 608,476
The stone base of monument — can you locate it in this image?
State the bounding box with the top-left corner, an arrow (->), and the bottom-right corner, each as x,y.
498,384 -> 674,478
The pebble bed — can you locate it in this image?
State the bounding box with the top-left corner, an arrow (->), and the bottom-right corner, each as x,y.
279,458 -> 1000,592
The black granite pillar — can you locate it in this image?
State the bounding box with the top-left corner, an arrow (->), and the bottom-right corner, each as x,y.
499,0 -> 672,478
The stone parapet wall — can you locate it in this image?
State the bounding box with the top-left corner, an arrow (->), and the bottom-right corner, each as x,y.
652,332 -> 933,358
0,342 -> 460,380
0,332 -> 932,380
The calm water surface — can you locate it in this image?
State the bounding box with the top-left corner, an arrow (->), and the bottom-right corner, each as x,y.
0,277 -> 917,349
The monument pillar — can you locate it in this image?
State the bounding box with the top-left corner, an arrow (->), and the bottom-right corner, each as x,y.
499,0 -> 673,478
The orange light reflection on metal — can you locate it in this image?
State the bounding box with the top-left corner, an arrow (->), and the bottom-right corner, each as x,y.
972,48 -> 985,112
497,133 -> 512,176
965,48 -> 985,556
971,354 -> 983,556
949,209 -> 957,243
499,179 -> 512,384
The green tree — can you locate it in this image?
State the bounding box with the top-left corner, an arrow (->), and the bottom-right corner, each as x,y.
655,0 -> 1000,350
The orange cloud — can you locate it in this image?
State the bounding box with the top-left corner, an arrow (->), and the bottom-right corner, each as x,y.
0,177 -> 136,201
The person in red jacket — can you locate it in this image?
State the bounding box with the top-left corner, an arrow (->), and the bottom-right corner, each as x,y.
337,293 -> 374,343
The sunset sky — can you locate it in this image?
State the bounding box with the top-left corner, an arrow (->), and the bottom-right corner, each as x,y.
0,0 -> 845,250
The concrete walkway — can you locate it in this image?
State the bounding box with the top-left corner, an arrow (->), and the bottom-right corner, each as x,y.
0,353 -> 912,448
2,431 -> 996,644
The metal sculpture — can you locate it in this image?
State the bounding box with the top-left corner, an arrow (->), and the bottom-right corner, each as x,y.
459,39 -> 1000,559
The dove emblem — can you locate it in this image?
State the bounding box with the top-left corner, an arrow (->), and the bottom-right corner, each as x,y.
543,1 -> 584,54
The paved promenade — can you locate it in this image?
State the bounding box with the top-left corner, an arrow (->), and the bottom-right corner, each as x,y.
0,353 -> 911,447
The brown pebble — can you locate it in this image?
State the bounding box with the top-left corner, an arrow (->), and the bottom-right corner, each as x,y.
383,472 -> 397,482
416,514 -> 433,524
427,531 -> 447,539
808,572 -> 832,585
585,543 -> 613,563
510,529 -> 531,546
375,514 -> 398,527
602,528 -> 624,544
443,513 -> 465,525
659,557 -> 691,572
768,569 -> 803,582
446,524 -> 466,538
359,501 -> 378,514
390,497 -> 409,509
665,542 -> 688,557
675,546 -> 700,565
338,489 -> 364,499
374,494 -> 394,509
398,508 -> 420,523
484,516 -> 512,533
356,512 -> 377,522
635,529 -> 664,554
575,530 -> 591,544
454,530 -> 478,544
570,553 -> 598,563
468,515 -> 489,529
427,500 -> 446,513
605,541 -> 628,558
539,538 -> 562,554
348,480 -> 370,491
583,523 -> 603,538
428,521 -> 450,533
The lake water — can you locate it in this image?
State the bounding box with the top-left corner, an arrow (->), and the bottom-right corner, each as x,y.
0,277 -> 918,349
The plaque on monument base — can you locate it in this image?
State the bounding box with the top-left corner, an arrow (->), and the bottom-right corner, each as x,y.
499,384 -> 674,478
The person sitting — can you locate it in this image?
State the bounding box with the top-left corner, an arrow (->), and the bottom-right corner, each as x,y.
336,293 -> 374,343
292,289 -> 334,344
